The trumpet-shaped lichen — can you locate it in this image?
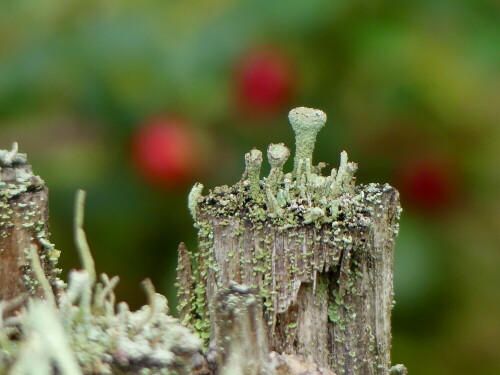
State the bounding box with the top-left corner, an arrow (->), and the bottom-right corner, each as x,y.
289,107 -> 327,174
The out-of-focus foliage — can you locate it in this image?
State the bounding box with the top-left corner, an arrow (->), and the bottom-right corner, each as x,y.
0,1 -> 498,374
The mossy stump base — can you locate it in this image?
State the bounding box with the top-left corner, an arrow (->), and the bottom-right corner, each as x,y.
179,108 -> 402,375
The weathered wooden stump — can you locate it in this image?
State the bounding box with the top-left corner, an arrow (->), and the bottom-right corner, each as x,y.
0,143 -> 61,306
179,108 -> 402,375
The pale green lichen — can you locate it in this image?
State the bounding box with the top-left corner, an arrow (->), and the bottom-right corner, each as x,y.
8,301 -> 82,375
188,182 -> 204,221
189,107 -> 365,232
0,143 -> 26,168
390,364 -> 408,375
73,190 -> 96,285
0,190 -> 204,375
243,149 -> 263,201
27,245 -> 57,308
266,143 -> 290,190
288,107 -> 327,174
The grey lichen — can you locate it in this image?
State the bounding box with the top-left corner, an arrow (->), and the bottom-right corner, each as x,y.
390,364 -> 408,375
8,301 -> 81,375
266,143 -> 290,190
188,183 -> 204,221
0,190 -> 205,375
0,143 -> 44,200
0,143 -> 27,168
73,190 -> 96,285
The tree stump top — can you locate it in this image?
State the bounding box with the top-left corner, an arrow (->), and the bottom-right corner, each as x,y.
180,107 -> 402,374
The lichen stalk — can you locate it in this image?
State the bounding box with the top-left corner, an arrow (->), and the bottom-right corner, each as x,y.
73,190 -> 96,285
27,245 -> 56,308
244,149 -> 263,201
266,143 -> 290,190
288,107 -> 327,176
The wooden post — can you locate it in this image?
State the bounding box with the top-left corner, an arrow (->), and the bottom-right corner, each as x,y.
180,108 -> 402,375
0,143 -> 61,306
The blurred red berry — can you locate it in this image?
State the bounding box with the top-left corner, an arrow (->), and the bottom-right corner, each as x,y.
234,46 -> 295,115
132,116 -> 197,188
396,157 -> 456,212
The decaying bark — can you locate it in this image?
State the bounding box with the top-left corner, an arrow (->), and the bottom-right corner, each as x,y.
180,107 -> 404,375
0,144 -> 61,307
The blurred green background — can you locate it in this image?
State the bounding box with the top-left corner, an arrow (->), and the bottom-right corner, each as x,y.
1,1 -> 499,373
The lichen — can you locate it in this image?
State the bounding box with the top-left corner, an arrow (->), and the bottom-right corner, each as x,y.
0,190 -> 204,375
390,364 -> 408,375
0,143 -> 27,168
188,183 -> 204,221
288,107 -> 327,174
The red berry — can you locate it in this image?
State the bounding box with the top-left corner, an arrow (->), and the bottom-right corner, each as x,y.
396,157 -> 456,211
234,46 -> 295,115
132,116 -> 197,188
